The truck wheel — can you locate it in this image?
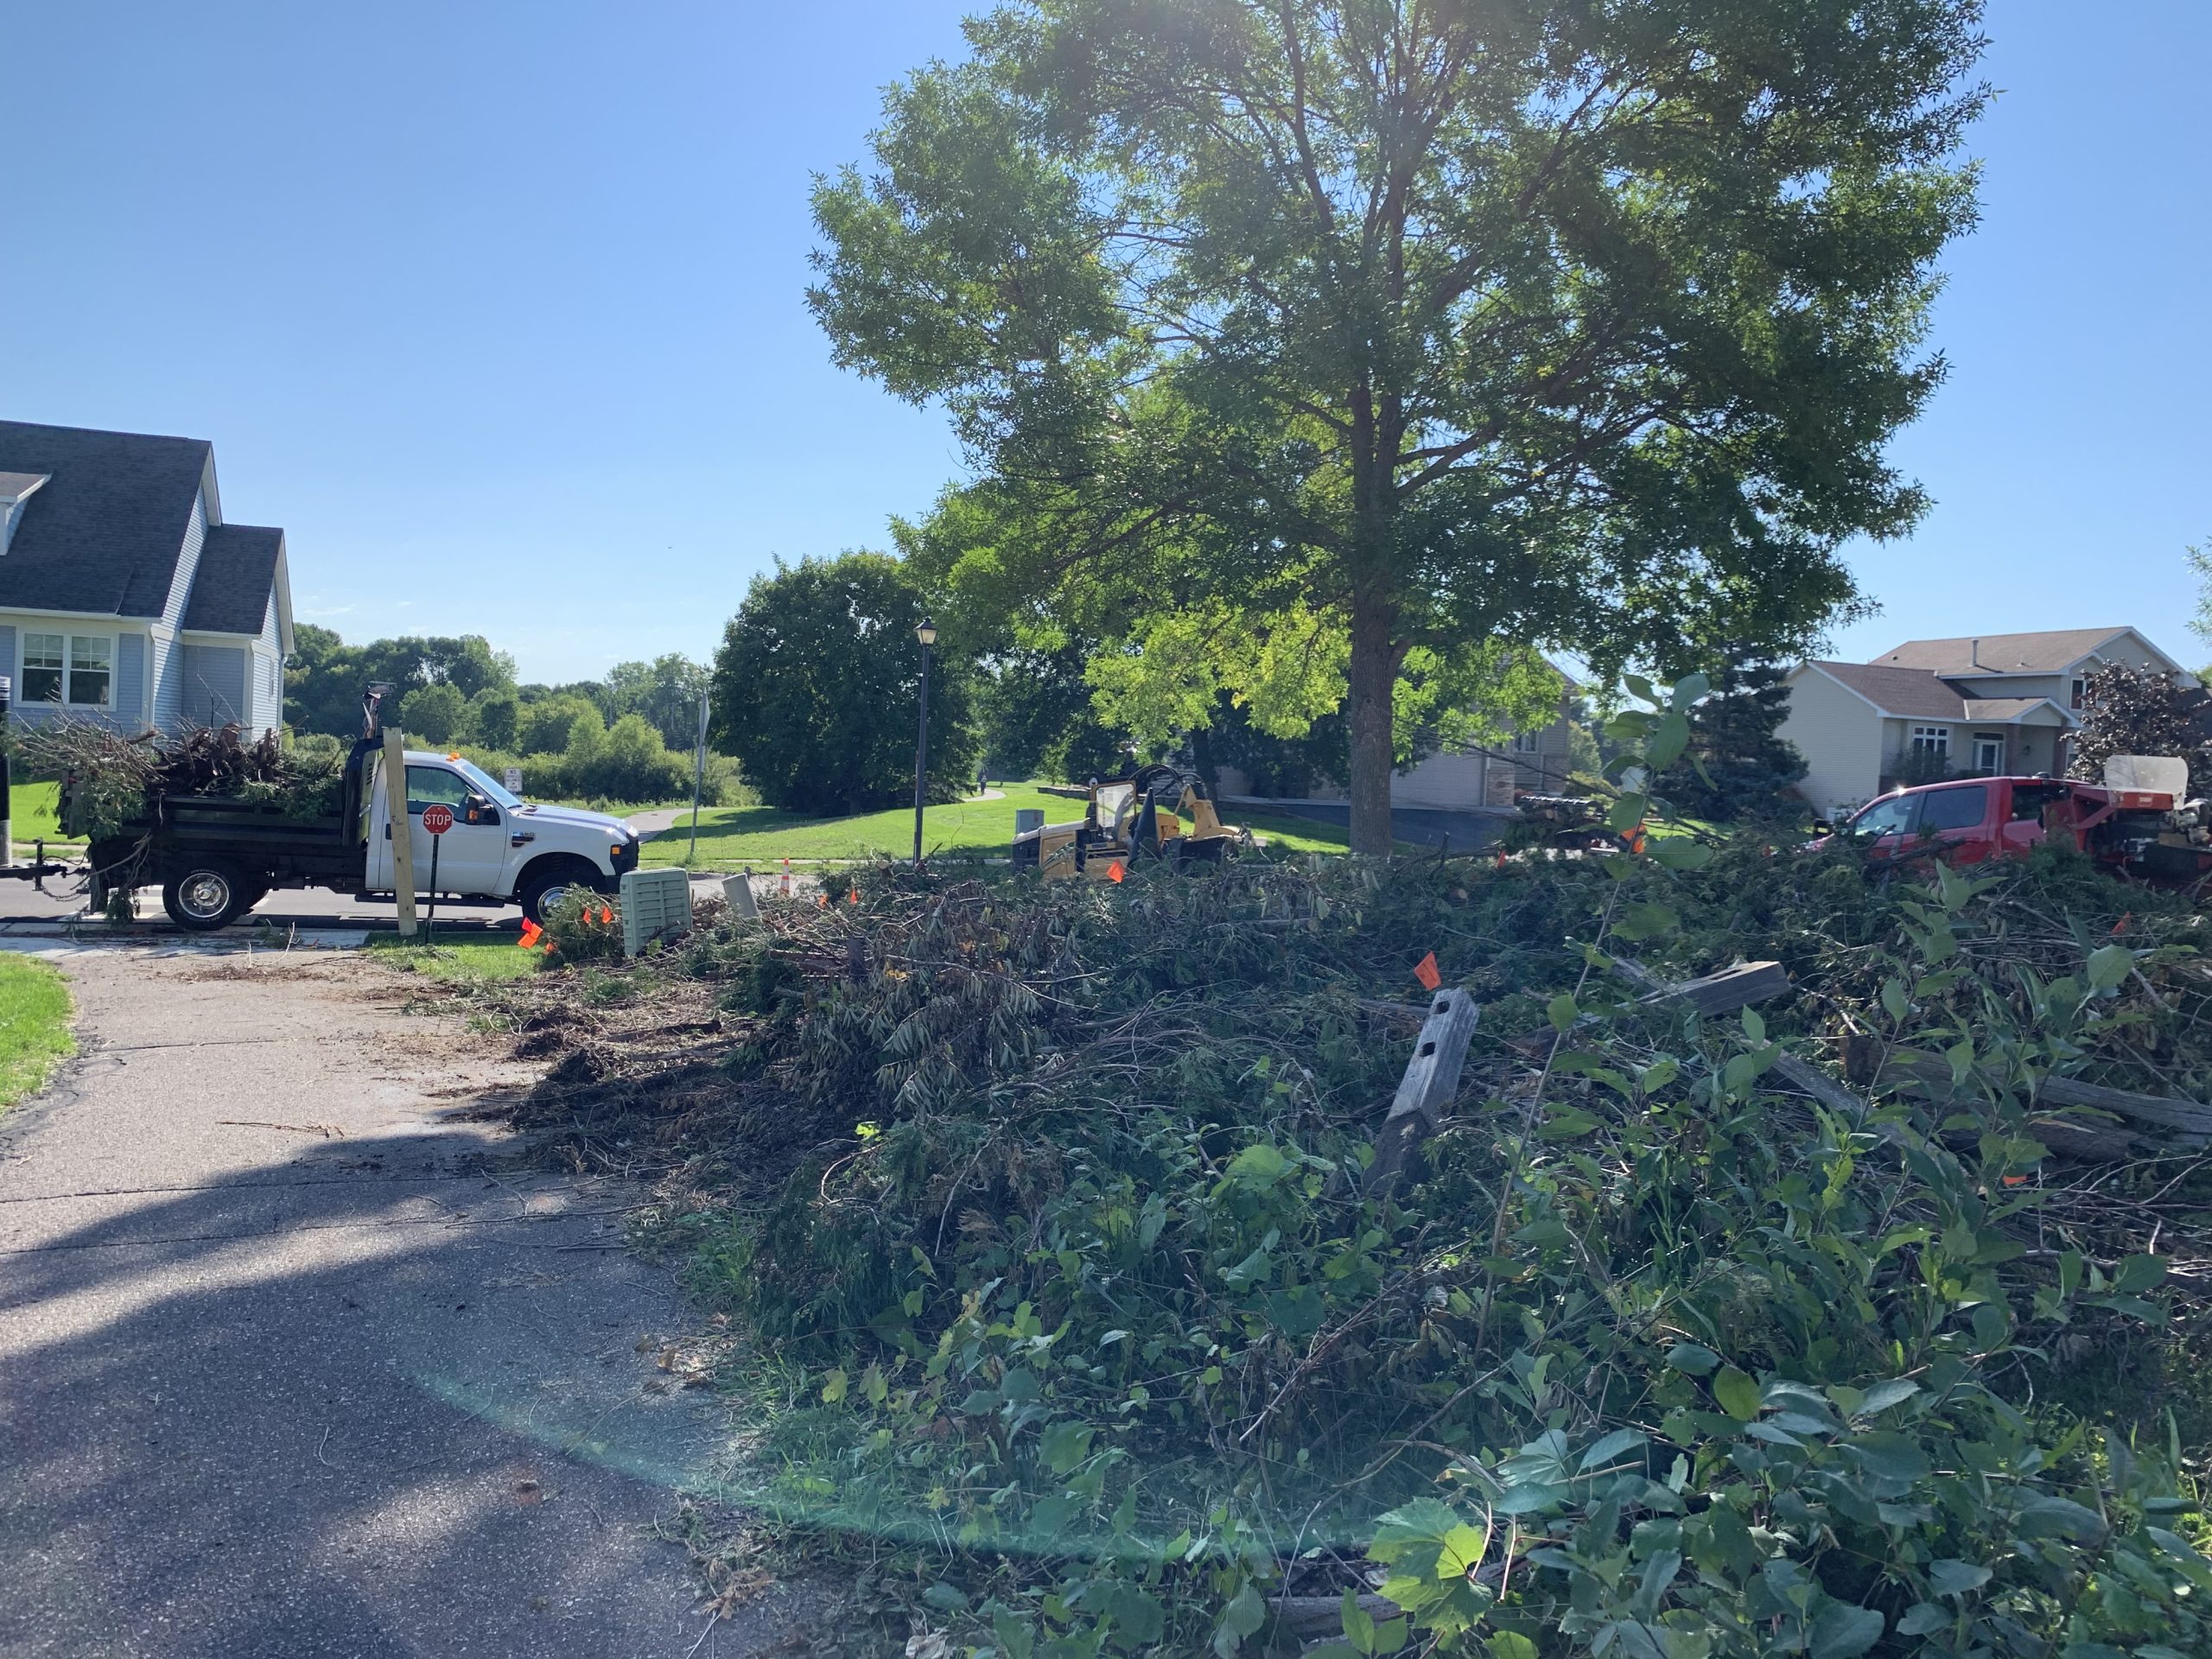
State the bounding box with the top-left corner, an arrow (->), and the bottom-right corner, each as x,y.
518,859 -> 606,927
162,861 -> 249,931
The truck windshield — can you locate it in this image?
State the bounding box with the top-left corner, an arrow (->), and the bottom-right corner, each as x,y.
453,760 -> 523,810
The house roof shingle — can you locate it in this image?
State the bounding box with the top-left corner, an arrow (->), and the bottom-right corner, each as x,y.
183,524 -> 283,635
1808,661 -> 1972,718
1871,629 -> 2133,676
0,420 -> 211,619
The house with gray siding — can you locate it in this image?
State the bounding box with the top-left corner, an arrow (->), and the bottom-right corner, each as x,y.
1780,627 -> 2191,818
0,420 -> 293,735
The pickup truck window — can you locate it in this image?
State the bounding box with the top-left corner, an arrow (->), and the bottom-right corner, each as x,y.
404,766 -> 476,813
1850,795 -> 1919,838
1920,785 -> 1988,833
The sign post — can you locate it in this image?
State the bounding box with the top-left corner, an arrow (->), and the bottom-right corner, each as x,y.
688,685 -> 709,867
419,802 -> 454,938
0,674 -> 12,871
383,726 -> 417,938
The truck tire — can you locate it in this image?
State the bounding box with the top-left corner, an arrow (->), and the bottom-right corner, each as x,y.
162,860 -> 251,931
518,857 -> 607,927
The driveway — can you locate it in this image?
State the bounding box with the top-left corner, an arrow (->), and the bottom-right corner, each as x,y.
0,942 -> 799,1657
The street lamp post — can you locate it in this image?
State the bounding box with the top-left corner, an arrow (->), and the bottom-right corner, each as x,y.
912,616 -> 938,867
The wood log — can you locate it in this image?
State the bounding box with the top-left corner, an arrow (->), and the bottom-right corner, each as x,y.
1366,988 -> 1479,1193
1871,1053 -> 2212,1143
1634,959 -> 1791,1018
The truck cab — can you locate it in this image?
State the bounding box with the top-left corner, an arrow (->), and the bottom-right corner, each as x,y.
363,750 -> 639,924
1826,760 -> 2212,882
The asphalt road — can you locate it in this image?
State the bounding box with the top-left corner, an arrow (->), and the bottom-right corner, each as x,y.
0,942 -> 804,1657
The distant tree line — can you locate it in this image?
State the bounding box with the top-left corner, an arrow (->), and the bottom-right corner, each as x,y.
283,626 -> 728,806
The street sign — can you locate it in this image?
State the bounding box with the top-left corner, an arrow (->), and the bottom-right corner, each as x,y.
421,804 -> 455,836
503,766 -> 523,793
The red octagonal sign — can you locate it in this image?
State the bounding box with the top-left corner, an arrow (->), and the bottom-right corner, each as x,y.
420,804 -> 455,836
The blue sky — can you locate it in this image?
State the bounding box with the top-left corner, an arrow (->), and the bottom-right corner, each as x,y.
2,2 -> 2206,683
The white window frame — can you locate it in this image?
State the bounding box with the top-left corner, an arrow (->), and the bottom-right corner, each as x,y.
1910,724 -> 1951,756
1972,734 -> 2004,773
2069,677 -> 2085,710
1510,729 -> 1543,754
19,630 -> 115,709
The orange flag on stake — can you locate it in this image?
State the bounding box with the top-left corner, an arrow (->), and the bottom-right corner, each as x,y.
1107,861 -> 1126,883
517,920 -> 543,950
1413,951 -> 1442,991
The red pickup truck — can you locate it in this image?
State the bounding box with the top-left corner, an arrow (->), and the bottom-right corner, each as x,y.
1826,758 -> 2212,883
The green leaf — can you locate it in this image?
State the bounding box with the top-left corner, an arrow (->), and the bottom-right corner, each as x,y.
1897,1603 -> 1948,1636
2113,1253 -> 2170,1294
1437,1522 -> 1491,1579
1646,711 -> 1692,771
819,1367 -> 848,1404
1712,1366 -> 1761,1421
1039,1420 -> 1095,1476
1665,1343 -> 1720,1376
1612,900 -> 1679,941
1338,1592 -> 1375,1654
993,1611 -> 1036,1659
1098,1581 -> 1165,1645
2086,943 -> 2135,993
1646,836 -> 1713,871
1580,1427 -> 1648,1471
1843,1430 -> 1931,1485
922,1581 -> 970,1611
1224,1142 -> 1287,1185
1547,993 -> 1580,1032
1808,1602 -> 1885,1659
1880,977 -> 1910,1022
1486,1636 -> 1538,1659
1212,1581 -> 1266,1656
1669,673 -> 1711,712
1853,1377 -> 1921,1418
1926,1559 -> 1991,1597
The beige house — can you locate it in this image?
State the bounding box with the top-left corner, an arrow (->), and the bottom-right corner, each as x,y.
1780,627 -> 2190,818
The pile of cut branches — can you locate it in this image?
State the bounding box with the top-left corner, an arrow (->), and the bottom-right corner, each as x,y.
488,696 -> 2212,1658
21,721 -> 345,843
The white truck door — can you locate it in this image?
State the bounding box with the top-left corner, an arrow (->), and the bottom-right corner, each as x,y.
400,765 -> 512,896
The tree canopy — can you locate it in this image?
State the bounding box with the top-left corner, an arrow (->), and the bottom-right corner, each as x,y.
812,0 -> 1984,849
709,552 -> 980,817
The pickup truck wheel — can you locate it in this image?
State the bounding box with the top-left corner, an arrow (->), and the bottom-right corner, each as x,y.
518,859 -> 607,927
162,861 -> 249,931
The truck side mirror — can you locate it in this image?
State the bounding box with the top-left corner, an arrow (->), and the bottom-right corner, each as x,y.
465,792 -> 499,826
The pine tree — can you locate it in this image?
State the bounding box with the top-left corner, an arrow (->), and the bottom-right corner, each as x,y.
1659,654 -> 1808,822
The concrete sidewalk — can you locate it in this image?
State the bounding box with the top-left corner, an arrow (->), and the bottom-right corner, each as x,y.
0,945 -> 804,1656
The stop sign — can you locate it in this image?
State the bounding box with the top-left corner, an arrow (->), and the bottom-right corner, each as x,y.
420,803 -> 455,836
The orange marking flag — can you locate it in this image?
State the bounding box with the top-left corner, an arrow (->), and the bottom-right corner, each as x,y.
1413,951 -> 1442,991
517,920 -> 543,950
1107,861 -> 1126,883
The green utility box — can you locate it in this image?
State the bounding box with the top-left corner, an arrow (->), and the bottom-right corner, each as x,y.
620,867 -> 693,955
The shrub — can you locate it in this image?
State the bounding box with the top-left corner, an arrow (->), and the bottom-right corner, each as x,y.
709,551 -> 980,815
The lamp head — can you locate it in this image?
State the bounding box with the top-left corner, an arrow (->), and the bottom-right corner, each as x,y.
916,617 -> 938,648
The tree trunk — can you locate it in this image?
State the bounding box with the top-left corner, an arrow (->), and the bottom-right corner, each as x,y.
1345,599 -> 1398,855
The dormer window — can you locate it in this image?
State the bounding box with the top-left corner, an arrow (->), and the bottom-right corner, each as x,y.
0,471 -> 50,556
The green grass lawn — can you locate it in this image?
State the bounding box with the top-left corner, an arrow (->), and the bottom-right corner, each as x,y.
638,784 -> 1361,868
6,780 -> 82,849
363,935 -> 547,984
0,955 -> 74,1111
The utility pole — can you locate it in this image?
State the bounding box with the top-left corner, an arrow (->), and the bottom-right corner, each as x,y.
912,617 -> 937,867
0,676 -> 12,870
688,683 -> 709,867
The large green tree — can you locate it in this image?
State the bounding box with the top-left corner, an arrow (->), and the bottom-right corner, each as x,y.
710,553 -> 980,817
606,653 -> 712,752
811,0 -> 1982,850
285,629 -> 518,740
